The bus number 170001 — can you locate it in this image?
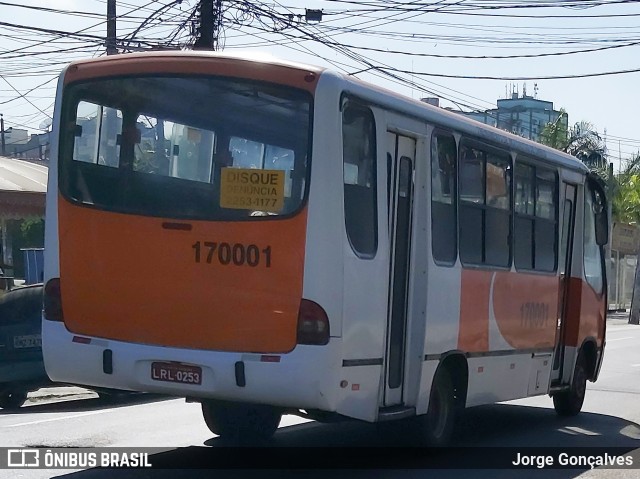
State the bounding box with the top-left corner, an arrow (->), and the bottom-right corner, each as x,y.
192,241 -> 272,268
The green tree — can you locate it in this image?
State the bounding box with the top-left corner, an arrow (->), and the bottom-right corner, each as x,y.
611,154 -> 640,225
540,111 -> 607,169
538,114 -> 640,225
540,109 -> 569,150
20,218 -> 45,245
3,218 -> 44,278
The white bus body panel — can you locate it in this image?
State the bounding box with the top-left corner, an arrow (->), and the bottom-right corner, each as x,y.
43,70 -> 66,283
309,73 -> 390,421
303,72 -> 345,340
466,355 -> 534,407
42,320 -> 341,411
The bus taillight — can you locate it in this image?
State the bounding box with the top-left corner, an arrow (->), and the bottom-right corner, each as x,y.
44,278 -> 64,322
297,299 -> 330,346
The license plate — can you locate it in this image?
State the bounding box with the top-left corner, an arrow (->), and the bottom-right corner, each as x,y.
13,334 -> 42,349
151,362 -> 202,385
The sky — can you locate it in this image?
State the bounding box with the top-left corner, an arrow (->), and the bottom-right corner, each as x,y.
1,0 -> 639,171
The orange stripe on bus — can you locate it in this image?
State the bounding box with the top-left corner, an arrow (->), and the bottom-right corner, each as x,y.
459,269 -> 491,352
460,270 -> 560,352
564,277 -> 583,347
492,272 -> 558,349
62,53 -> 322,94
58,195 -> 308,353
564,278 -> 605,348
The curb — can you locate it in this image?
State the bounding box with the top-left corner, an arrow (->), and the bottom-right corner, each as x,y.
25,386 -> 97,405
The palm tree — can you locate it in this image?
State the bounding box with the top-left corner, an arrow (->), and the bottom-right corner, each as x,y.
540,111 -> 607,169
565,121 -> 607,169
621,152 -> 640,324
539,110 -> 569,151
612,153 -> 640,225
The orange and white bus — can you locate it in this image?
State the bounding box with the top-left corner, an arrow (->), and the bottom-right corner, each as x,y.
43,51 -> 608,444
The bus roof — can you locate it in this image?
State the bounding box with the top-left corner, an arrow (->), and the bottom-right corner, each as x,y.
65,50 -> 326,76
335,70 -> 588,174
63,51 -> 586,174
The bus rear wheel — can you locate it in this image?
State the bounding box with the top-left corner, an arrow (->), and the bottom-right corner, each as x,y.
201,400 -> 282,442
419,368 -> 456,446
553,353 -> 588,417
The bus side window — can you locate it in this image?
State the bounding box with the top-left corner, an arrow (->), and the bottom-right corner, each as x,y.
459,146 -> 485,265
458,143 -> 511,268
132,114 -> 170,176
514,163 -> 535,270
73,101 -> 122,167
169,124 -> 215,183
514,162 -> 558,272
534,169 -> 558,271
431,132 -> 457,264
484,153 -> 511,267
342,103 -> 377,258
584,184 -> 604,293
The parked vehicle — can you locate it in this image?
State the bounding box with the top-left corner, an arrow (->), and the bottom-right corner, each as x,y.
0,284 -> 49,409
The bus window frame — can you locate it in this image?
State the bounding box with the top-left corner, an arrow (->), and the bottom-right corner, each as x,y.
341,97 -> 379,259
457,138 -> 513,270
584,178 -> 608,296
513,158 -> 559,275
430,128 -> 458,267
57,74 -> 314,223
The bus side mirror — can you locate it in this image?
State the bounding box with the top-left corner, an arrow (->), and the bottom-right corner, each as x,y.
589,177 -> 608,246
595,208 -> 608,246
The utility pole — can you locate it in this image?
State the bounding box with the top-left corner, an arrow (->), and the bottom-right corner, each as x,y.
104,0 -> 118,167
1,114 -> 5,156
605,162 -> 616,314
106,0 -> 117,55
630,247 -> 640,324
194,0 -> 222,50
213,0 -> 223,50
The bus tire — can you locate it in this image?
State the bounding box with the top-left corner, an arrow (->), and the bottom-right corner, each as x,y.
202,400 -> 282,441
0,391 -> 28,410
420,368 -> 456,446
553,353 -> 588,417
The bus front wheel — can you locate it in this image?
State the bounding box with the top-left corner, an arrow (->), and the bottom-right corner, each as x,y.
419,368 -> 456,446
553,353 -> 588,416
201,400 -> 282,442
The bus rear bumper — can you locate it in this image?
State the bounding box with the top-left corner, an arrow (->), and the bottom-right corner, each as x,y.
42,320 -> 340,411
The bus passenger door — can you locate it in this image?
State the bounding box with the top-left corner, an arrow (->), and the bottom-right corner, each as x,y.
384,132 -> 416,406
552,183 -> 577,384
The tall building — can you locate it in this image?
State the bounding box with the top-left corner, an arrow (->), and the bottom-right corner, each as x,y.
459,87 -> 567,143
2,127 -> 29,156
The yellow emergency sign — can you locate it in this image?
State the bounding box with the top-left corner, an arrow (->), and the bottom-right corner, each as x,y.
220,168 -> 285,212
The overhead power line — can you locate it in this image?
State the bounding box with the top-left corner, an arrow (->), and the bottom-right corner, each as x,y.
0,20 -> 177,50
0,75 -> 51,118
272,35 -> 640,60
350,65 -> 640,80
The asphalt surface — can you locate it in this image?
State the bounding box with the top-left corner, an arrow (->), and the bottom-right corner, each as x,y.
2,310 -> 638,479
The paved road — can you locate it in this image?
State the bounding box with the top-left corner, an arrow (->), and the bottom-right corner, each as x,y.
1,313 -> 639,478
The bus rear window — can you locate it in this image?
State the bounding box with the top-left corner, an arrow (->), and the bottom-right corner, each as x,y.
59,76 -> 312,220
